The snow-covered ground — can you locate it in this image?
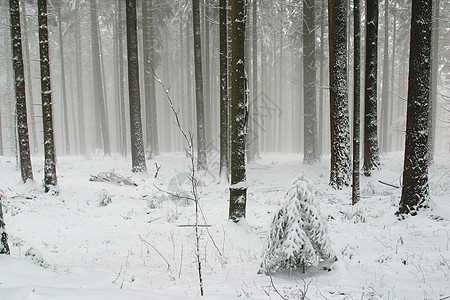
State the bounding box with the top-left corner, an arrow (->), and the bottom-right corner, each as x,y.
0,152 -> 449,299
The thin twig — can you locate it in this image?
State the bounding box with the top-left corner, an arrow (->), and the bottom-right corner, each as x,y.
138,234 -> 172,271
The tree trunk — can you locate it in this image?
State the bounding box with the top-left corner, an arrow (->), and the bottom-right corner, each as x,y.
56,3 -> 70,155
229,0 -> 247,222
192,0 -> 207,170
20,1 -> 38,154
75,10 -> 86,155
90,0 -> 111,155
380,0 -> 390,153
10,0 -> 33,183
363,0 -> 380,175
318,0 -> 326,156
219,0 -> 229,181
251,0 -> 259,159
38,0 -> 57,192
303,0 -> 319,164
0,194 -> 10,255
126,0 -> 147,173
352,0 -> 361,205
117,0 -> 127,156
428,0 -> 440,163
328,0 -> 351,189
398,0 -> 432,216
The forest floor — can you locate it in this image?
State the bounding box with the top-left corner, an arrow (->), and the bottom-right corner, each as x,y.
0,151 -> 449,299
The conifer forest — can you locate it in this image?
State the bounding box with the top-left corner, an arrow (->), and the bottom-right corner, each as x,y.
0,0 -> 449,299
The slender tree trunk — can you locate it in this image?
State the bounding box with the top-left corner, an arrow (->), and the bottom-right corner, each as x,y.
398,0 -> 432,216
0,100 -> 3,156
328,0 -> 351,189
38,0 -> 57,192
203,1 -> 211,144
303,0 -> 319,164
90,0 -> 110,155
20,1 -> 37,154
192,0 -> 207,170
352,0 -> 361,205
229,0 -> 247,222
219,0 -> 229,181
117,0 -> 127,156
363,0 -> 380,175
142,0 -> 158,158
318,1 -> 326,156
380,0 -> 390,153
0,194 -> 10,255
126,0 -> 146,172
10,0 -> 33,183
428,0 -> 440,162
56,3 -> 70,155
389,14 -> 396,152
75,11 -> 86,155
251,0 -> 259,159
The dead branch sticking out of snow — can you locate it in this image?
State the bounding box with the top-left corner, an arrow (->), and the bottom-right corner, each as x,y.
89,172 -> 137,186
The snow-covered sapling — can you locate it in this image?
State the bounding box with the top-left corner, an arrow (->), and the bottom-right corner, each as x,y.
261,173 -> 335,273
0,192 -> 10,255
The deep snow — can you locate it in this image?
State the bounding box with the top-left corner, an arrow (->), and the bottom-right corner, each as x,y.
0,152 -> 449,299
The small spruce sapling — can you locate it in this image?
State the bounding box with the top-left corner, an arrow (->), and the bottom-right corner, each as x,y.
261,173 -> 335,273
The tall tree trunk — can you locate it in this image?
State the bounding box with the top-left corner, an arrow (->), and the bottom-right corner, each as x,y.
428,0 -> 440,163
75,10 -> 86,155
203,1 -> 211,144
0,99 -> 3,156
389,14 -> 396,152
318,0 -> 326,156
126,0 -> 146,172
303,0 -> 319,164
380,0 -> 390,153
56,3 -> 70,155
10,0 -> 33,183
352,0 -> 361,205
192,0 -> 207,170
89,0 -> 110,155
363,0 -> 380,175
328,0 -> 351,189
20,1 -> 38,154
398,0 -> 432,216
229,0 -> 247,222
219,0 -> 229,181
251,0 -> 259,159
117,0 -> 127,156
142,0 -> 158,158
38,0 -> 57,192
0,194 -> 10,255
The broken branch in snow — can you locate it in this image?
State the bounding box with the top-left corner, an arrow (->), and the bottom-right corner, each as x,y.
138,234 -> 172,271
378,180 -> 400,189
89,172 -> 137,186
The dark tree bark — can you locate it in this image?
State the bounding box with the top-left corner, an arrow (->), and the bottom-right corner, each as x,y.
0,194 -> 10,255
380,0 -> 390,153
89,0 -> 111,155
75,6 -> 86,155
38,0 -> 57,192
352,0 -> 361,205
328,0 -> 351,189
126,0 -> 146,173
397,0 -> 433,216
303,0 -> 319,164
229,0 -> 247,222
251,0 -> 259,159
192,0 -> 207,170
10,0 -> 33,183
56,2 -> 70,155
219,0 -> 229,181
318,0 -> 326,156
142,0 -> 159,158
363,0 -> 380,176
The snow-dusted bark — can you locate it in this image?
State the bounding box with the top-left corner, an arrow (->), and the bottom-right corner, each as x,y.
219,0 -> 229,180
142,0 -> 159,159
0,194 -> 9,255
303,0 -> 320,164
89,0 -> 110,155
10,0 -> 33,183
363,0 -> 380,176
192,0 -> 207,171
352,0 -> 361,205
126,0 -> 147,173
328,0 -> 351,189
229,0 -> 247,222
398,0 -> 432,216
38,0 -> 57,192
262,173 -> 334,273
